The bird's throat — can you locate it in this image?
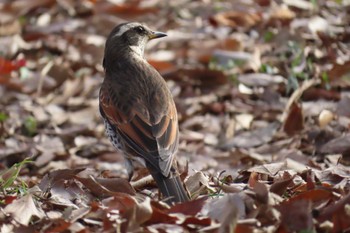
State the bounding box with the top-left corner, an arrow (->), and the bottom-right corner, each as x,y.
129,45 -> 145,59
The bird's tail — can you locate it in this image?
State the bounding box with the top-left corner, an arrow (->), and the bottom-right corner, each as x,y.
151,172 -> 190,203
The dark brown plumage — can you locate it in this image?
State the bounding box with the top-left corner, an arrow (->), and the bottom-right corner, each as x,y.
99,22 -> 189,203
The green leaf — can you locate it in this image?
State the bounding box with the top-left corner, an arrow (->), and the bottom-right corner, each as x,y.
0,158 -> 32,191
296,72 -> 309,80
23,116 -> 37,136
299,230 -> 315,233
0,112 -> 8,122
287,74 -> 299,94
19,67 -> 30,80
260,64 -> 275,74
208,57 -> 219,70
321,71 -> 331,90
311,0 -> 318,7
321,71 -> 329,83
264,31 -> 274,42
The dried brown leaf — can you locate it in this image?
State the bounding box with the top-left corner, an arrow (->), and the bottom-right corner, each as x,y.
270,174 -> 295,196
211,11 -> 262,28
278,199 -> 313,232
282,101 -> 304,135
4,194 -> 45,226
223,122 -> 279,149
207,194 -> 246,233
75,175 -> 136,197
168,197 -> 208,215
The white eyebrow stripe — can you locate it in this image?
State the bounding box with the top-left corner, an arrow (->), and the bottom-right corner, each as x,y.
114,23 -> 140,37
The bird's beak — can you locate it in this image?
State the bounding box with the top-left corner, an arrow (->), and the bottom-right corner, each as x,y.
149,31 -> 167,40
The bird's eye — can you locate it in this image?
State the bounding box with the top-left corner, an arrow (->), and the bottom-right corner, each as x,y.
136,26 -> 145,33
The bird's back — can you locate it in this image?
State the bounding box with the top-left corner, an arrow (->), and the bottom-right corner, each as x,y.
102,57 -> 173,124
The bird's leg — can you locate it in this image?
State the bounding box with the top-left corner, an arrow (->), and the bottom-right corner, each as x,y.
125,159 -> 134,181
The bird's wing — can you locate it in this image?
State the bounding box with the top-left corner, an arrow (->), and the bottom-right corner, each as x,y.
99,84 -> 178,177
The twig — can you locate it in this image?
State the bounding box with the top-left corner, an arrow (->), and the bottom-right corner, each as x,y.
130,174 -> 154,190
36,60 -> 54,97
280,78 -> 320,126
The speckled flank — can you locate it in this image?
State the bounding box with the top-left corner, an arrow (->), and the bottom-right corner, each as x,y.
104,119 -> 122,151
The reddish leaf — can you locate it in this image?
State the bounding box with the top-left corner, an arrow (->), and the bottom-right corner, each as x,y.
210,11 -> 262,28
0,57 -> 25,75
317,194 -> 350,232
39,168 -> 85,191
235,224 -> 255,233
75,176 -> 136,197
278,199 -> 313,233
146,201 -> 178,225
163,68 -> 228,88
270,174 -> 295,196
283,101 -> 304,135
303,88 -> 341,101
305,170 -> 316,190
248,172 -> 259,188
94,2 -> 158,16
44,219 -> 71,233
148,59 -> 175,73
291,189 -> 333,203
182,216 -> 212,227
4,195 -> 17,205
252,181 -> 269,204
168,197 -> 208,215
0,76 -> 23,91
328,60 -> 350,84
104,193 -> 135,212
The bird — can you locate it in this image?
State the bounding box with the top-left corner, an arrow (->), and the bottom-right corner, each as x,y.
99,22 -> 190,203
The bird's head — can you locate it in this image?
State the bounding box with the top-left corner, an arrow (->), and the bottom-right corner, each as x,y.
105,22 -> 167,59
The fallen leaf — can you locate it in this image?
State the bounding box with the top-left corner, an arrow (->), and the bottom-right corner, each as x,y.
291,189 -> 333,203
207,194 -> 246,233
222,122 -> 279,149
4,193 -> 45,226
270,173 -> 295,196
168,197 -> 208,215
185,172 -> 212,199
163,67 -> 228,88
320,134 -> 350,155
283,0 -> 315,10
94,2 -> 158,16
282,101 -> 304,135
211,11 -> 262,28
145,201 -> 178,225
336,96 -> 350,117
75,175 -> 136,197
238,73 -> 285,87
248,162 -> 286,176
318,193 -> 350,232
278,199 -> 313,232
0,57 -> 25,75
328,60 -> 350,84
